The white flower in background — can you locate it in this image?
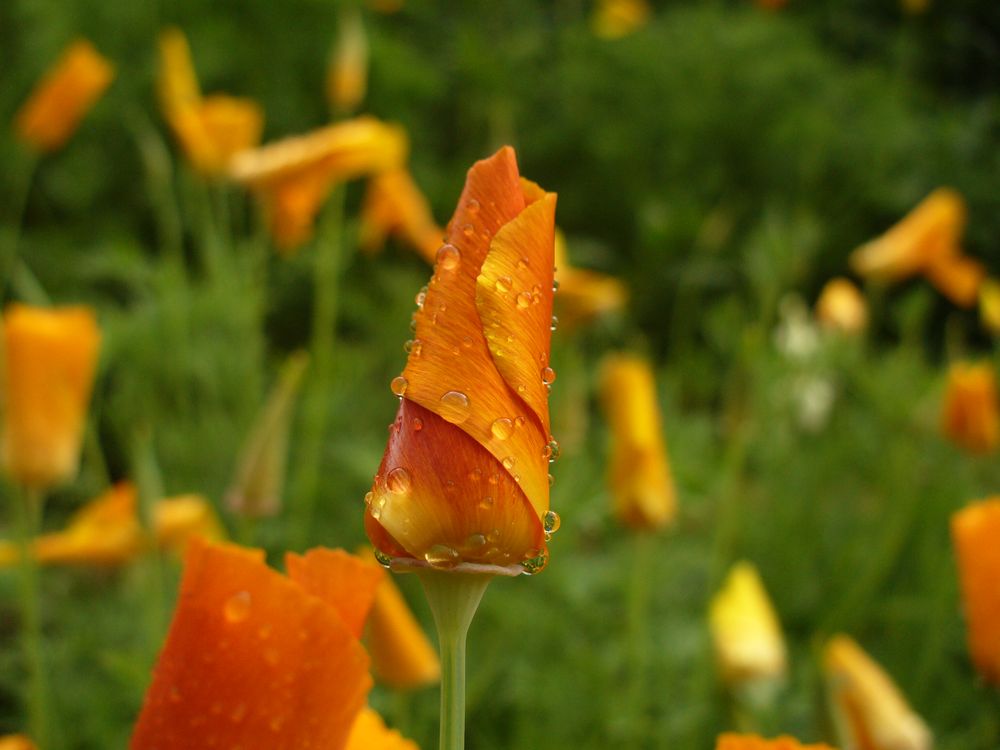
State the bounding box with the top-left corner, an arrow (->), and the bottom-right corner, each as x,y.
774,294 -> 820,362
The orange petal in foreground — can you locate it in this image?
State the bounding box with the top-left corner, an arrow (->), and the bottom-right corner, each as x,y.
599,353 -> 676,530
952,497 -> 1000,683
815,277 -> 867,335
717,735 -> 835,750
359,168 -> 444,264
230,117 -> 408,254
286,547 -> 384,638
1,304 -> 101,489
130,540 -> 377,750
849,188 -> 965,283
823,635 -> 932,750
940,361 -> 1000,455
365,147 -> 557,574
14,39 -> 115,153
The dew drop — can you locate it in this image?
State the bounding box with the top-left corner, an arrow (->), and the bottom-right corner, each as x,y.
502,456 -> 516,470
465,533 -> 487,549
548,473 -> 555,487
412,417 -> 423,432
370,505 -> 382,520
495,276 -> 513,294
373,549 -> 392,567
491,418 -> 515,440
466,199 -> 481,214
516,291 -> 532,309
387,467 -> 411,494
439,391 -> 471,424
469,468 -> 482,482
521,548 -> 549,575
224,591 -> 252,623
424,544 -> 460,569
363,491 -> 374,507
543,439 -> 561,462
552,279 -> 560,292
541,367 -> 556,385
543,510 -> 561,534
436,243 -> 461,271
415,286 -> 428,308
462,336 -> 473,348
479,495 -> 494,510
462,224 -> 475,238
517,257 -> 529,271
390,376 -> 408,397
550,315 -> 559,332
231,704 -> 247,723
409,316 -> 418,333
515,416 -> 526,428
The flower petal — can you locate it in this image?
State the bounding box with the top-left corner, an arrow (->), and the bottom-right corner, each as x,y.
952,498 -> 1000,683
285,548 -> 384,638
345,708 -> 419,750
130,540 -> 370,750
716,735 -> 835,750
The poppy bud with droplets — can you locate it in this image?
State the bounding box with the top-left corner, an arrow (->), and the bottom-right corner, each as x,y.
364,147 -> 558,575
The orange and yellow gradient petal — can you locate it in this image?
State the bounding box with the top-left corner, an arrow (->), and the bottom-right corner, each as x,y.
940,362 -> 999,455
951,497 -> 1000,684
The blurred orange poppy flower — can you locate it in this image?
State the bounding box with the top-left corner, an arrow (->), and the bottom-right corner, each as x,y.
823,635 -> 932,750
815,277 -> 867,334
157,28 -> 263,176
364,147 -> 558,574
1,304 -> 101,489
599,353 -> 676,530
359,548 -> 440,688
709,561 -> 786,690
951,497 -> 1000,683
0,736 -> 36,750
554,230 -> 628,331
591,0 -> 652,39
978,278 -> 1000,336
130,539 -> 383,749
14,39 -> 114,153
716,735 -> 835,750
359,168 -> 444,264
940,362 -> 999,455
327,9 -> 369,114
153,494 -> 226,553
230,116 -> 407,254
925,252 -> 986,308
849,188 -> 965,282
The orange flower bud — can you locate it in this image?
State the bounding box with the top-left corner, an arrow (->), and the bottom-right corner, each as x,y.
951,497 -> 1000,683
345,708 -> 419,750
230,117 -> 408,254
554,230 -> 628,331
158,28 -> 263,176
130,540 -> 380,749
0,736 -> 37,750
940,361 -> 999,455
327,9 -> 369,114
716,735 -> 835,750
591,0 -> 652,39
358,548 -> 440,689
823,635 -> 932,750
364,147 -> 557,574
599,353 -> 676,530
359,168 -> 444,264
815,277 -> 867,334
33,482 -> 141,565
14,39 -> 114,153
925,252 -> 986,308
979,278 -> 1000,336
1,304 -> 101,489
849,188 -> 965,282
153,494 -> 226,554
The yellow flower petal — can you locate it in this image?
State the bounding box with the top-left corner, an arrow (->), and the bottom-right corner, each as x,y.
815,277 -> 867,334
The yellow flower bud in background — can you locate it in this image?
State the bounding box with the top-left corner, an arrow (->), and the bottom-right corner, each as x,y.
815,277 -> 867,335
709,561 -> 787,690
0,736 -> 37,750
599,353 -> 676,530
1,305 -> 101,489
226,352 -> 309,519
153,494 -> 226,554
978,278 -> 1000,336
951,497 -> 1000,684
14,39 -> 115,153
925,252 -> 985,309
591,0 -> 652,39
327,9 -> 369,115
823,635 -> 932,750
32,483 -> 142,566
940,361 -> 999,455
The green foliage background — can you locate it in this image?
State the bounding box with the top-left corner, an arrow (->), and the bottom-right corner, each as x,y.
0,0 -> 999,748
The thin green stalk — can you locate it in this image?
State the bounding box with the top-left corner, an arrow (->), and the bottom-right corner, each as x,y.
1,153 -> 39,300
625,532 -> 655,745
416,569 -> 493,750
15,484 -> 48,749
132,428 -> 169,659
291,185 -> 346,548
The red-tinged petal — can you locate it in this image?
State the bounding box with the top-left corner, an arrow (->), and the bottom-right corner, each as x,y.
285,547 -> 384,638
130,539 -> 370,750
365,398 -> 544,568
476,193 -> 557,438
401,148 -> 551,518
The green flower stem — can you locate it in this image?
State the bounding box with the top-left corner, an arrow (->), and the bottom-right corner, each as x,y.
15,484 -> 48,749
416,569 -> 493,750
625,532 -> 655,743
291,185 -> 346,549
1,152 -> 38,301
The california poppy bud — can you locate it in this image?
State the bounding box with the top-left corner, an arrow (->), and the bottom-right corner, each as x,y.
599,353 -> 676,531
15,39 -> 114,153
226,352 -> 309,519
364,147 -> 558,575
815,277 -> 867,334
951,497 -> 1000,683
940,362 -> 999,455
849,188 -> 965,283
1,305 -> 101,489
823,635 -> 932,750
716,735 -> 834,750
590,0 -> 652,39
327,9 -> 369,115
709,562 -> 787,692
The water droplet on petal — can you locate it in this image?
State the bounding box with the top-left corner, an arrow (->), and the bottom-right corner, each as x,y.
412,417 -> 423,432
479,495 -> 494,510
552,279 -> 560,292
521,548 -> 549,575
462,224 -> 475,238
424,544 -> 460,569
466,199 -> 481,214
436,243 -> 461,270
373,549 -> 392,567
491,418 -> 514,440
469,468 -> 482,482
515,416 -> 526,428
550,315 -> 559,332
543,439 -> 561,462
439,391 -> 471,424
415,286 -> 428,308
495,276 -> 513,293
502,456 -> 516,470
462,336 -> 473,348
517,257 -> 529,271
548,473 -> 555,486
543,510 -> 561,534
390,376 -> 408,397
465,533 -> 487,549
387,467 -> 411,494
363,491 -> 374,506
224,591 -> 252,623
541,367 -> 556,385
516,292 -> 532,309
